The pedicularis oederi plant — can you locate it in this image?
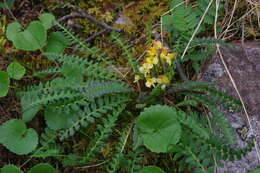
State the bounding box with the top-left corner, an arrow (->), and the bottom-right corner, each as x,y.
0,0 -> 254,172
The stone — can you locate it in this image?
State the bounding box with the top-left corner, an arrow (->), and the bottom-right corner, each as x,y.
201,42 -> 260,173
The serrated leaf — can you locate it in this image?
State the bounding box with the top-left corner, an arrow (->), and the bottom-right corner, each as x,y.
28,163 -> 57,173
1,164 -> 23,173
0,70 -> 10,97
39,13 -> 55,30
137,105 -> 181,153
0,119 -> 38,155
7,62 -> 26,80
140,166 -> 166,173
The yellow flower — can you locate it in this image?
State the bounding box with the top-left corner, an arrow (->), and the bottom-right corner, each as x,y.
157,75 -> 170,84
145,77 -> 157,88
161,52 -> 178,65
153,40 -> 163,49
139,63 -> 152,76
143,63 -> 153,69
146,56 -> 158,65
147,46 -> 157,56
134,75 -> 141,83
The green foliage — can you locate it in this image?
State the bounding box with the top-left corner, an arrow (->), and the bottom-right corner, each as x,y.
85,105 -> 126,160
0,0 -> 15,8
110,32 -> 139,72
1,165 -> 23,173
59,94 -> 129,140
39,13 -> 56,30
140,166 -> 166,173
250,168 -> 260,173
163,0 -> 227,72
27,163 -> 57,173
6,13 -> 69,52
45,32 -> 70,53
1,3 -> 254,172
0,62 -> 25,97
0,70 -> 10,97
137,105 -> 181,153
7,21 -> 47,51
7,62 -> 26,80
107,126 -> 131,173
1,163 -> 57,173
136,104 -> 251,173
0,119 -> 38,155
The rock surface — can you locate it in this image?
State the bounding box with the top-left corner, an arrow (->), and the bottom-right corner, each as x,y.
201,42 -> 260,173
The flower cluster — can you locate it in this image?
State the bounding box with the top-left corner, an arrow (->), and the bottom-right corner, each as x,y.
135,40 -> 177,88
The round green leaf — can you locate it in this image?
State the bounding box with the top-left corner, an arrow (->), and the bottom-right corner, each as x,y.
39,13 -> 56,30
0,70 -> 10,97
137,105 -> 181,153
0,119 -> 38,155
12,21 -> 47,51
28,163 -> 57,173
6,22 -> 22,41
250,168 -> 260,173
1,164 -> 23,173
140,166 -> 166,173
45,32 -> 70,53
44,107 -> 74,130
7,62 -> 26,80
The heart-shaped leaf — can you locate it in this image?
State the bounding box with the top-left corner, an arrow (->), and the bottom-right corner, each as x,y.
1,164 -> 23,173
140,166 -> 166,173
7,62 -> 26,80
0,70 -> 10,97
28,163 -> 57,173
39,13 -> 56,30
0,119 -> 38,155
6,21 -> 47,51
137,105 -> 181,153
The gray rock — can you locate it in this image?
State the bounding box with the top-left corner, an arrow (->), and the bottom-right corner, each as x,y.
201,42 -> 260,173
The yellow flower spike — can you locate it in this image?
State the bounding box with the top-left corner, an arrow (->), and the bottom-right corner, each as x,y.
161,52 -> 178,65
139,66 -> 148,75
142,63 -> 153,70
146,56 -> 158,65
139,63 -> 152,76
134,75 -> 141,83
145,77 -> 157,88
153,40 -> 163,49
157,75 -> 170,84
147,46 -> 157,56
